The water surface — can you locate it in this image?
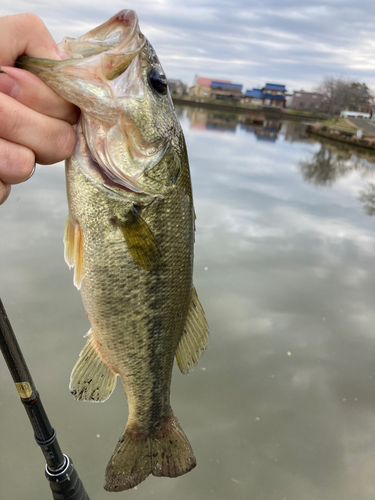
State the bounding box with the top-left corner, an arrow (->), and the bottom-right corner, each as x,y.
1,107 -> 375,499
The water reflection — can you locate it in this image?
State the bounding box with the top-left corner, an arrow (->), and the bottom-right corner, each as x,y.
239,120 -> 282,142
298,138 -> 375,217
185,106 -> 316,144
186,108 -> 238,133
359,184 -> 375,216
2,106 -> 375,500
299,147 -> 354,186
282,121 -> 313,144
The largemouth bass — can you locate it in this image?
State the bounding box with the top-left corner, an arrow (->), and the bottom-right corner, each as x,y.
18,10 -> 208,492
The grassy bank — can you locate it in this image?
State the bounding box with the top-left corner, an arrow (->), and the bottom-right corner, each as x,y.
317,117 -> 375,137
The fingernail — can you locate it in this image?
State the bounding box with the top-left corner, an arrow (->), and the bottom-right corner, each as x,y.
0,69 -> 19,98
27,164 -> 37,180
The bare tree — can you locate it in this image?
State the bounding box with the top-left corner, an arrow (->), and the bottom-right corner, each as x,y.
314,76 -> 372,116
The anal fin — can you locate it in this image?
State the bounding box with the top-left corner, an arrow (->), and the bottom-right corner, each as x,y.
70,330 -> 117,402
63,216 -> 84,290
175,286 -> 209,374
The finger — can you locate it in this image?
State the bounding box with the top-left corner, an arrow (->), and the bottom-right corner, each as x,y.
0,93 -> 76,164
0,13 -> 61,66
0,137 -> 35,184
0,181 -> 11,205
0,67 -> 79,125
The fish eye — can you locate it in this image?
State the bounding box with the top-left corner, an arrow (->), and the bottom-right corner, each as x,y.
148,67 -> 168,95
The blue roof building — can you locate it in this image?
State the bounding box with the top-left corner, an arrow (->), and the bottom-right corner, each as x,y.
211,81 -> 243,92
242,83 -> 287,108
264,83 -> 286,92
189,76 -> 243,101
244,89 -> 263,98
210,80 -> 243,101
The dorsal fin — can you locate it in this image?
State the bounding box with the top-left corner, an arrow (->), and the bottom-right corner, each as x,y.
175,286 -> 209,374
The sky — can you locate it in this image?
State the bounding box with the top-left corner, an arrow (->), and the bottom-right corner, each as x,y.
1,0 -> 375,94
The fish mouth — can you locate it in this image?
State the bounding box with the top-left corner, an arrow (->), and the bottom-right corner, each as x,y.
18,10 -> 145,82
57,9 -> 145,80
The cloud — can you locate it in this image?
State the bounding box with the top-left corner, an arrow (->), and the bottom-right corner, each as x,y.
1,1 -> 374,92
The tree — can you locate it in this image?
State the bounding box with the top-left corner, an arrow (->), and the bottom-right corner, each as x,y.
314,76 -> 372,116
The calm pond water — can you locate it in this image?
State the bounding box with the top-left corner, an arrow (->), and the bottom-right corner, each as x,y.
2,106 -> 375,500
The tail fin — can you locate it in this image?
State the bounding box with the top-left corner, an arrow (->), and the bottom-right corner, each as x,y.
104,413 -> 196,491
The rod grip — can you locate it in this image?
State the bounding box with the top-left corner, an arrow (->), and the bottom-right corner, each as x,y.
47,455 -> 90,500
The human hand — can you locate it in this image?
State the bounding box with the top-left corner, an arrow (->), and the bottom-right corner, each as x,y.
0,13 -> 80,204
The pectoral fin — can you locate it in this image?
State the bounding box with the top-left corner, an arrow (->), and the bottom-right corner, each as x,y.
70,330 -> 117,402
175,286 -> 209,374
63,215 -> 75,268
112,206 -> 162,271
63,216 -> 84,290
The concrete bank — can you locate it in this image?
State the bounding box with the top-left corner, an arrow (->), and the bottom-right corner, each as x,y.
307,123 -> 375,151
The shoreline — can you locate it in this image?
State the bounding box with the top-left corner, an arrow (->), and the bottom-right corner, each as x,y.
172,96 -> 327,121
172,96 -> 375,151
306,123 -> 375,151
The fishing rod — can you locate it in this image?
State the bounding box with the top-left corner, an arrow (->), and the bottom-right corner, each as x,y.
0,299 -> 90,500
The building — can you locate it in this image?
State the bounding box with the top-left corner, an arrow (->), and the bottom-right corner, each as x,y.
167,79 -> 187,96
340,110 -> 370,120
289,91 -> 324,111
209,81 -> 243,101
189,77 -> 243,101
189,77 -> 230,98
242,83 -> 287,108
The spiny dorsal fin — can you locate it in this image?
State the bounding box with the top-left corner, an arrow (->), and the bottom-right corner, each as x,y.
63,216 -> 84,290
70,330 -> 117,402
175,286 -> 209,374
112,206 -> 162,271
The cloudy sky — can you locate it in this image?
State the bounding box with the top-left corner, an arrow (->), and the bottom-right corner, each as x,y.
1,0 -> 375,93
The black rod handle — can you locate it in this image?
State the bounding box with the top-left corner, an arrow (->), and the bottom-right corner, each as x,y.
47,455 -> 90,500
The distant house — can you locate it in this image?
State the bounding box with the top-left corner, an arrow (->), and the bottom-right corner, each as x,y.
168,79 -> 187,96
263,83 -> 287,96
189,77 -> 230,98
242,83 -> 287,108
210,81 -> 243,101
289,91 -> 324,111
189,77 -> 243,101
